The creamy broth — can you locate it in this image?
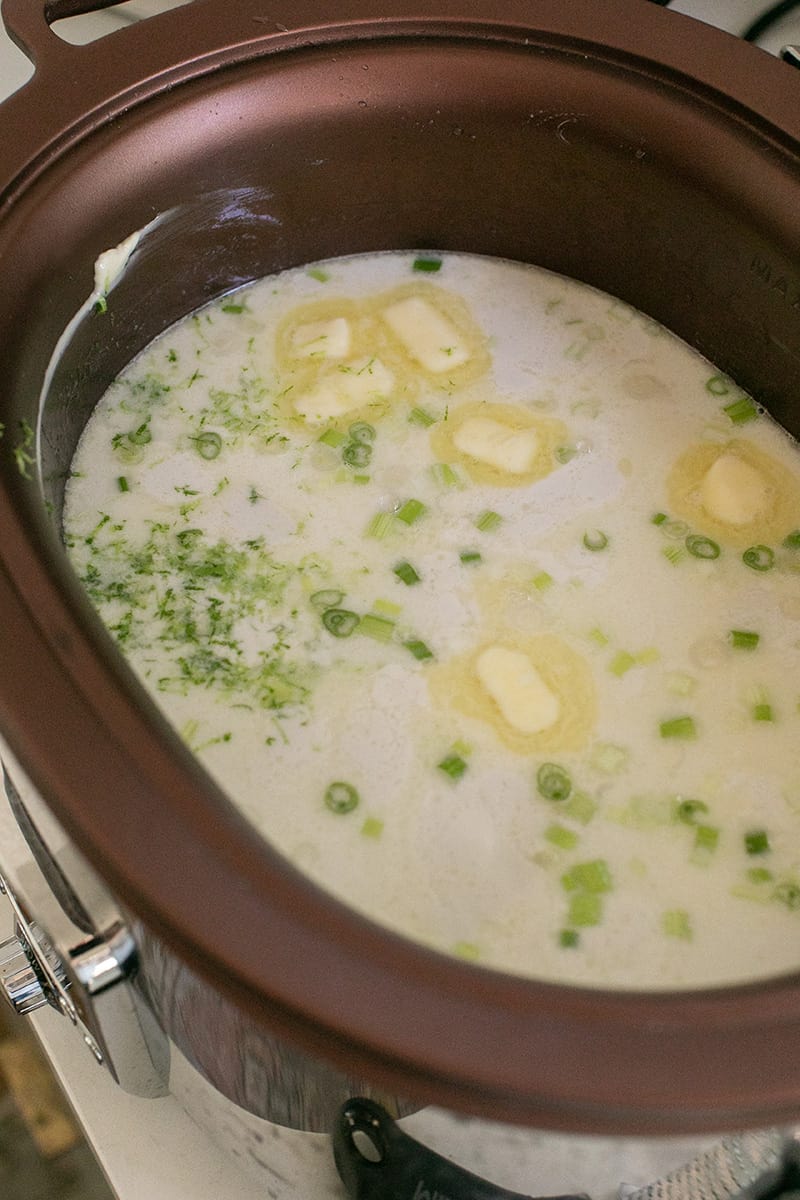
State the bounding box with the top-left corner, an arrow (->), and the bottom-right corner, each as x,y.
63,252 -> 800,989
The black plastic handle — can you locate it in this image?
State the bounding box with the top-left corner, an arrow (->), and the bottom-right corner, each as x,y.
334,1099 -> 592,1200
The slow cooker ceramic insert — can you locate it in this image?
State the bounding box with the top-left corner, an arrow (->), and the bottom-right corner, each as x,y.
1,1 -> 800,1196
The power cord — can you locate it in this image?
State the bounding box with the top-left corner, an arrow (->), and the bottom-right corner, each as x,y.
741,0 -> 800,41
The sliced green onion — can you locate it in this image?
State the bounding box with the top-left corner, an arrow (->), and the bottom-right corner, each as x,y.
176,528 -> 202,547
723,395 -> 759,424
674,798 -> 709,825
536,763 -> 572,802
661,520 -> 688,540
686,534 -> 721,560
307,266 -> 330,282
662,909 -> 692,940
783,530 -> 800,550
221,302 -> 245,314
583,529 -> 609,551
743,544 -> 775,572
343,441 -> 372,468
588,628 -> 610,648
567,892 -> 603,927
438,753 -> 468,781
352,473 -> 370,485
532,570 -> 553,591
359,613 -> 395,642
430,462 -> 460,487
348,421 -> 376,445
475,509 -> 502,533
129,422 -> 152,446
747,866 -> 773,884
459,550 -> 482,565
729,629 -> 760,650
589,743 -> 628,774
366,511 -> 395,539
413,256 -> 442,272
555,445 -> 577,465
651,512 -> 669,526
373,598 -> 401,617
659,715 -> 697,739
319,428 -> 346,448
395,498 -> 427,525
453,941 -> 480,961
745,829 -> 770,855
561,859 -> 612,893
409,407 -> 436,428
393,561 -> 421,586
559,929 -> 580,949
609,650 -> 636,677
705,374 -> 730,396
310,589 -> 345,610
662,544 -> 687,566
753,702 -> 774,722
361,816 -> 384,839
194,431 -> 222,460
563,791 -> 596,825
774,881 -> 800,910
117,476 -> 130,493
404,638 -> 434,661
322,608 -> 360,638
666,671 -> 696,697
694,824 -> 719,853
545,824 -> 579,850
324,782 -> 359,814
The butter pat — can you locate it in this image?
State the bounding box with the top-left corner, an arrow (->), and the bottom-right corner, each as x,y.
476,646 -> 560,733
291,317 -> 351,360
382,296 -> 470,372
294,357 -> 394,424
700,453 -> 770,526
452,416 -> 539,474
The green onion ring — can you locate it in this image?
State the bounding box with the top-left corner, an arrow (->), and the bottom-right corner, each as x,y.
685,534 -> 721,560
742,544 -> 775,572
321,608 -> 360,638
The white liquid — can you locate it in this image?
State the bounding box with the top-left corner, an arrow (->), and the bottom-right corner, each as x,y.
64,252 -> 800,990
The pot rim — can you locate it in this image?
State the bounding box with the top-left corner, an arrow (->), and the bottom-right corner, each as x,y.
2,0 -> 800,1133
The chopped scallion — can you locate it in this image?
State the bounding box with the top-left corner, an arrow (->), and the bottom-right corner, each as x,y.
343,441 -> 372,468
609,650 -> 636,677
310,589 -> 345,610
651,512 -> 668,526
395,498 -> 427,525
393,561 -> 421,586
413,256 -> 442,272
662,544 -> 687,566
694,824 -> 719,853
361,816 -> 384,839
583,529 -> 609,551
686,534 -> 721,560
774,881 -> 800,910
373,598 -> 401,617
117,476 -> 130,493
438,753 -> 468,781
747,866 -> 773,884
753,702 -> 774,722
322,608 -> 360,638
404,639 -> 433,661
723,395 -> 759,424
674,798 -> 709,825
743,544 -> 774,572
319,428 -> 346,448
536,763 -> 572,802
359,613 -> 395,642
193,431 -> 222,460
567,892 -> 603,927
563,791 -> 596,825
532,570 -> 553,591
662,909 -> 692,939
307,266 -> 331,282
745,829 -> 770,855
545,824 -> 579,850
783,530 -> 800,550
366,511 -> 395,539
459,550 -> 482,565
348,421 -> 376,445
409,407 -> 436,428
561,859 -> 612,893
324,781 -> 359,814
659,715 -> 697,739
559,929 -> 580,948
129,422 -> 152,446
431,462 -> 460,487
729,629 -> 760,650
475,509 -> 502,533
705,374 -> 730,396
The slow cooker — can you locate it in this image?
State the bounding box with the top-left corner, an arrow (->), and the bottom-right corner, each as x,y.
2,0 -> 800,1194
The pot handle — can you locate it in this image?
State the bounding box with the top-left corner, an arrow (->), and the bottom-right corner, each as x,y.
1,0 -> 137,67
334,1098 -> 591,1200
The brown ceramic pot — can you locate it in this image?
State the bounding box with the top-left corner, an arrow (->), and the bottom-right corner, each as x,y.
1,0 -> 800,1135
